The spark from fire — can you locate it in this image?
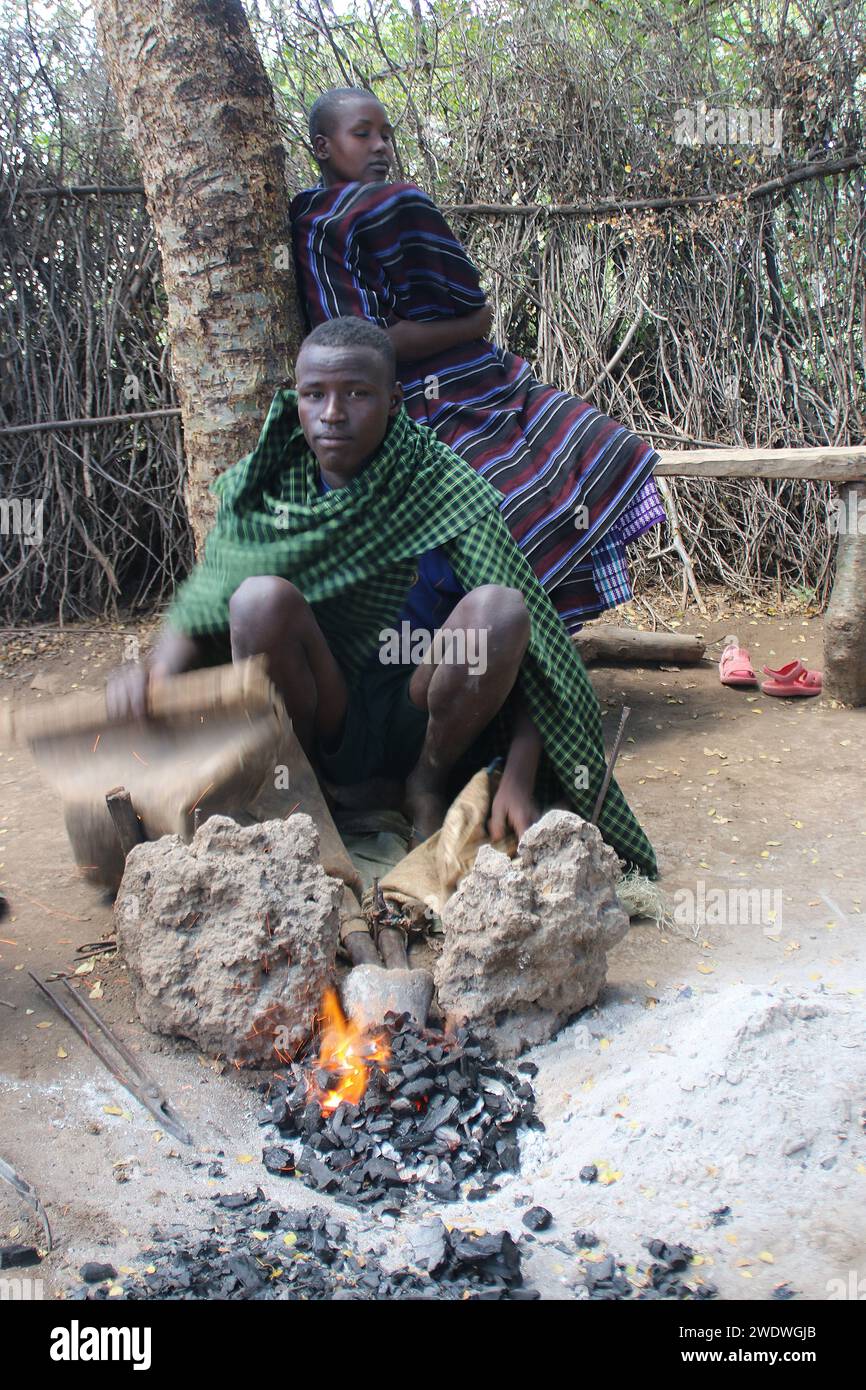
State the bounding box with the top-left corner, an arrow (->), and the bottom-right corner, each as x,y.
309,988 -> 390,1115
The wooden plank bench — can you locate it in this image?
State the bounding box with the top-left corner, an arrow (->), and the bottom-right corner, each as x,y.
655,446 -> 866,706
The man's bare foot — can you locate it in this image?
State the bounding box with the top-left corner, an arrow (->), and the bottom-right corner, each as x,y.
403,767 -> 450,849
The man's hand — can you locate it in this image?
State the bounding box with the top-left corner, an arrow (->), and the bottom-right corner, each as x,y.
488,773 -> 539,843
104,628 -> 203,721
105,662 -> 150,722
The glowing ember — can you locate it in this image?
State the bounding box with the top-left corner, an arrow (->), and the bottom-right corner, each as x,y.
309,987 -> 390,1114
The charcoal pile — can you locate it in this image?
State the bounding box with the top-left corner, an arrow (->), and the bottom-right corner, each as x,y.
258,1014 -> 541,1210
575,1238 -> 718,1301
75,1193 -> 537,1301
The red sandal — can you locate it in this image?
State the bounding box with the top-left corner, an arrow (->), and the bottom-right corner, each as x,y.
719,637 -> 758,688
761,659 -> 822,698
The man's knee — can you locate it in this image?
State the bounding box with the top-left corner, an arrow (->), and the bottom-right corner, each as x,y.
461,584 -> 530,643
229,575 -> 306,633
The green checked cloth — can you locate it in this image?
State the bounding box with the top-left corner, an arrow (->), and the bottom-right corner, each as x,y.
168,389 -> 656,875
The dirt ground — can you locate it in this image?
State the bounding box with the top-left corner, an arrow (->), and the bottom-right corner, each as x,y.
1,596 -> 864,1301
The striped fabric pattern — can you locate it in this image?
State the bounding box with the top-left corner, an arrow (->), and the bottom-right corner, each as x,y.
290,179 -> 665,630
167,391 -> 656,875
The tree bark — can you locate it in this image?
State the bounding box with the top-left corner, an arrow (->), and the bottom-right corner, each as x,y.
94,0 -> 303,547
824,483 -> 866,706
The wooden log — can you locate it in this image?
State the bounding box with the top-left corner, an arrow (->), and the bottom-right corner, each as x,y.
824,481 -> 866,705
656,446 -> 866,480
574,627 -> 706,664
105,786 -> 144,858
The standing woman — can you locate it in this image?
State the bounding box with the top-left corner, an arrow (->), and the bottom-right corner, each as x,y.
291,88 -> 665,633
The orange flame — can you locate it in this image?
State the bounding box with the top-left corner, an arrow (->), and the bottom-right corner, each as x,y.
309,987 -> 390,1115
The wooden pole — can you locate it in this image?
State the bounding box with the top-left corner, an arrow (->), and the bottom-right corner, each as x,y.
655,446 -> 866,480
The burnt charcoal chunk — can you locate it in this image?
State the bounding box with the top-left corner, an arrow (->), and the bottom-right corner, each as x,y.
364,1157 -> 402,1186
574,1229 -> 599,1248
451,1231 -> 521,1282
646,1239 -> 692,1270
522,1206 -> 552,1232
402,1059 -> 433,1082
0,1245 -> 42,1270
401,1077 -> 434,1100
584,1253 -> 616,1287
420,1095 -> 459,1133
771,1282 -> 796,1300
288,1079 -> 308,1109
709,1205 -> 731,1226
423,1181 -> 459,1202
217,1192 -> 258,1210
494,1138 -> 520,1171
300,1154 -> 338,1192
302,1101 -> 322,1134
77,1262 -> 115,1278
579,1164 -> 598,1183
227,1252 -> 265,1291
262,1145 -> 295,1176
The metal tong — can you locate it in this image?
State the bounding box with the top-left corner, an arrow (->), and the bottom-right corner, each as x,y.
29,971 -> 194,1147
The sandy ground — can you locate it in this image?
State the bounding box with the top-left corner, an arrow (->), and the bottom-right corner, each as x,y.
1,598 -> 864,1301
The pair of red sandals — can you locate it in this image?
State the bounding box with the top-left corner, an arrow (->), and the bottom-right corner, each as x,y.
719,637 -> 822,698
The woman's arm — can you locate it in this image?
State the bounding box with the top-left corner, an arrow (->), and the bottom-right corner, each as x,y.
387,303 -> 493,366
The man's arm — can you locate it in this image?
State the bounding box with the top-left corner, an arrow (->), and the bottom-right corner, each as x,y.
105,627 -> 206,721
488,695 -> 542,841
387,303 -> 493,365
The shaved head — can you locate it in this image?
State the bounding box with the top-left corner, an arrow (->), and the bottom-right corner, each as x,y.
309,87 -> 376,142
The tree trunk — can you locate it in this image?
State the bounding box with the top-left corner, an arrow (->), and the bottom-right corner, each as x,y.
94,0 -> 303,547
824,482 -> 866,706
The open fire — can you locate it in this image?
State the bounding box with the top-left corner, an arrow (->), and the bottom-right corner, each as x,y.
259,996 -> 540,1211
308,988 -> 390,1115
